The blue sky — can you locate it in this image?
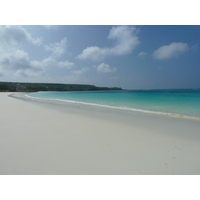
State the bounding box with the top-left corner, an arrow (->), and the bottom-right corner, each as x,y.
0,25 -> 200,89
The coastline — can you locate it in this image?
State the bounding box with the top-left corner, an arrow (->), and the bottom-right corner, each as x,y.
25,91 -> 200,121
1,92 -> 200,174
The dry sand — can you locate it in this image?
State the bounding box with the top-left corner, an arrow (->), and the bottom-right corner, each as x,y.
0,92 -> 200,175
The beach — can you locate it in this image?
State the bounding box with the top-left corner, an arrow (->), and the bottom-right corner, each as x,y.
1,92 -> 200,175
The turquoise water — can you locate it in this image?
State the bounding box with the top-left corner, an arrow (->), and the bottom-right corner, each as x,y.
27,89 -> 200,119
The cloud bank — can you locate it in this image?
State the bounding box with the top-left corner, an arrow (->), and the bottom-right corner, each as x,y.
153,42 -> 188,60
0,49 -> 46,79
77,26 -> 140,61
0,25 -> 42,49
0,26 -> 44,80
0,26 -> 75,81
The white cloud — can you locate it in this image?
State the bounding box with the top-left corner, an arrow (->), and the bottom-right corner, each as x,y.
95,63 -> 117,73
0,49 -> 46,79
0,50 -> 31,70
44,37 -> 67,58
138,51 -> 147,58
40,57 -> 57,67
14,70 -> 29,78
77,26 -> 139,61
0,49 -> 75,81
0,25 -> 42,49
0,26 -> 74,81
108,25 -> 140,56
13,68 -> 46,79
0,50 -> 29,70
37,57 -> 75,69
77,46 -> 107,61
153,42 -> 188,60
0,26 -> 45,81
72,67 -> 89,75
57,60 -> 75,69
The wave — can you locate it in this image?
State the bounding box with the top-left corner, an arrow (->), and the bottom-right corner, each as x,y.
26,93 -> 200,121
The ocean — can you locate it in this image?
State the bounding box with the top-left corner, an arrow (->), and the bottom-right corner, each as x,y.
27,89 -> 200,119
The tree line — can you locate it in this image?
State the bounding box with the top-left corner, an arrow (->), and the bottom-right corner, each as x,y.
0,82 -> 122,92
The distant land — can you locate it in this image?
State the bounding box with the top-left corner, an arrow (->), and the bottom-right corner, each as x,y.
0,82 -> 122,92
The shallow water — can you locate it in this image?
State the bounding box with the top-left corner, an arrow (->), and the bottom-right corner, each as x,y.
27,89 -> 200,119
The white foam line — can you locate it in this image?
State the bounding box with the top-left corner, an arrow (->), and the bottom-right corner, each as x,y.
25,93 -> 200,121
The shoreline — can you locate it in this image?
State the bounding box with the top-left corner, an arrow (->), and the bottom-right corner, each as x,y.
1,92 -> 200,174
21,92 -> 200,121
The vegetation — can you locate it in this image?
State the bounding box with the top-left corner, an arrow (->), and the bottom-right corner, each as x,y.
0,82 -> 17,92
0,82 -> 122,92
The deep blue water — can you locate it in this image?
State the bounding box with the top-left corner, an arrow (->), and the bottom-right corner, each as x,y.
27,89 -> 200,119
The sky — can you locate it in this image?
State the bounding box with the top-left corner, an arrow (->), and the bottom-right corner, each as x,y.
0,25 -> 200,89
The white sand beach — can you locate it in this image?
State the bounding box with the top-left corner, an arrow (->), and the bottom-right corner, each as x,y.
0,92 -> 200,175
